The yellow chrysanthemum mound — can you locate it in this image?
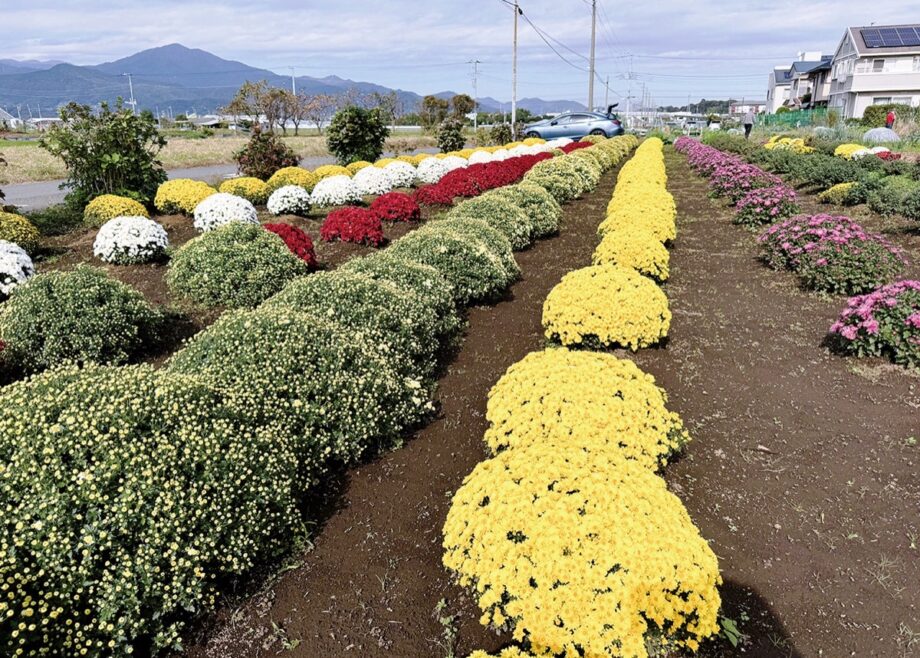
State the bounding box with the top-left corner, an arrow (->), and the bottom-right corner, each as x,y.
834,143 -> 865,159
468,649 -> 535,658
218,177 -> 269,205
543,264 -> 671,350
442,446 -> 723,658
817,181 -> 857,204
764,136 -> 814,154
266,166 -> 318,193
396,154 -> 417,163
593,224 -> 670,281
484,349 -> 689,469
154,179 -> 217,215
374,157 -> 399,168
0,211 -> 41,254
346,160 -> 373,174
522,137 -> 546,146
313,164 -> 352,179
411,153 -> 433,164
83,194 -> 149,227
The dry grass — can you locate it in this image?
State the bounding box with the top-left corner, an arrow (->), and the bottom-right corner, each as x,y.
0,134 -> 436,185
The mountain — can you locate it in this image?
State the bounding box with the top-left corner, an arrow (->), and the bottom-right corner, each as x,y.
0,43 -> 584,117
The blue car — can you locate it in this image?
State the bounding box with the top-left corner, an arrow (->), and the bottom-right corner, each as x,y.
524,105 -> 625,140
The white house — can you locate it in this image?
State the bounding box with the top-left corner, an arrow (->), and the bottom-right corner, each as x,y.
729,101 -> 767,115
828,24 -> 920,119
766,52 -> 828,113
766,67 -> 792,113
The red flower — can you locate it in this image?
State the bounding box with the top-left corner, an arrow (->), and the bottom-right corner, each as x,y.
264,223 -> 318,270
414,152 -> 553,206
371,192 -> 421,222
320,207 -> 385,246
560,141 -> 592,153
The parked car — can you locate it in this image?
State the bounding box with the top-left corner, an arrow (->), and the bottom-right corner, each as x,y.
523,105 -> 625,140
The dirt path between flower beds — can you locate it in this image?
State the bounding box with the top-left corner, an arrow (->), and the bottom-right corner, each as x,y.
629,149 -> 919,657
182,168 -> 624,658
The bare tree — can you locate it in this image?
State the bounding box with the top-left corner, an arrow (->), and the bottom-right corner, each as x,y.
371,90 -> 404,130
304,94 -> 336,134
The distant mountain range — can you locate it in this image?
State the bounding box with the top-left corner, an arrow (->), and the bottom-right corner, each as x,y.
0,43 -> 585,118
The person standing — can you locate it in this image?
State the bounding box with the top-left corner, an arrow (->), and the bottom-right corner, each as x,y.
886,109 -> 896,129
742,109 -> 756,139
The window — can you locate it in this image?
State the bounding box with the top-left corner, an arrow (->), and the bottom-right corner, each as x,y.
873,97 -> 892,105
872,59 -> 885,72
892,96 -> 911,105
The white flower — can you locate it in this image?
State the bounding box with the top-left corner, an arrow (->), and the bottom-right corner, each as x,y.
193,193 -> 259,232
93,216 -> 169,265
546,137 -> 573,149
0,240 -> 35,297
310,175 -> 363,206
468,151 -> 495,165
383,161 -> 418,188
850,148 -> 873,160
440,155 -> 469,172
267,185 -> 312,216
869,146 -> 891,154
416,157 -> 451,184
353,166 -> 395,196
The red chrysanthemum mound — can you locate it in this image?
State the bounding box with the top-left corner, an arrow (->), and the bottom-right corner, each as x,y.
414,153 -> 553,207
371,192 -> 421,222
264,222 -> 318,270
560,141 -> 593,153
320,207 -> 385,246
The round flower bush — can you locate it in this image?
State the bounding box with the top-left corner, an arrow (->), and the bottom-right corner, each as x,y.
600,190 -> 677,243
759,214 -> 906,295
370,191 -> 421,222
0,240 -> 35,299
154,179 -> 216,215
92,216 -> 169,265
193,192 -> 259,232
486,183 -> 563,238
592,225 -> 670,281
313,164 -> 352,180
818,182 -> 858,205
485,349 -> 689,469
708,162 -> 782,205
167,222 -> 307,309
346,160 -> 373,174
388,224 -> 517,306
310,174 -> 362,207
442,446 -> 722,658
543,264 -> 671,350
523,158 -> 583,203
266,166 -> 318,193
468,150 -> 495,165
416,157 -> 451,184
383,161 -> 418,188
320,207 -> 384,246
341,251 -> 463,343
218,176 -> 269,204
263,222 -> 317,269
441,155 -> 468,172
167,307 -> 424,486
83,194 -> 149,227
267,184 -> 312,216
438,218 -> 519,280
264,270 -> 442,379
830,280 -> 920,368
0,364 -> 300,656
353,165 -> 395,196
0,211 -> 41,254
0,265 -> 160,372
734,184 -> 799,226
447,195 -> 535,250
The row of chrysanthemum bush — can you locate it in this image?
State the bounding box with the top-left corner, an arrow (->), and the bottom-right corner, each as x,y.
452,139 -> 723,658
0,139 -> 599,374
674,137 -> 919,368
0,135 -> 637,657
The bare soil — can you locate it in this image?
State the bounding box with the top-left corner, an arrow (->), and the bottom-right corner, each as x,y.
181,149 -> 920,658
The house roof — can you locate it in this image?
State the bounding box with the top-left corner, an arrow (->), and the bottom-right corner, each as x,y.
849,24 -> 920,55
773,68 -> 793,85
0,108 -> 16,122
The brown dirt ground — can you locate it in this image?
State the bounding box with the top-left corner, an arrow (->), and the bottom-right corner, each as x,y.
181,148 -> 920,658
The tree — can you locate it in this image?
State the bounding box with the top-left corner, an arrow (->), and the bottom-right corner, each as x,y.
370,91 -> 404,130
234,125 -> 299,179
39,100 -> 167,207
436,117 -> 465,152
304,94 -> 336,134
326,106 -> 390,164
287,92 -> 317,136
451,94 -> 475,120
224,81 -> 266,123
420,95 -> 449,131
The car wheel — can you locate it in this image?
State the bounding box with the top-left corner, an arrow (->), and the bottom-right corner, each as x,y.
590,129 -> 607,137
525,131 -> 540,138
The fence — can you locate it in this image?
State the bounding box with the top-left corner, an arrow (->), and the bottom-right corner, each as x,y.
760,108 -> 830,127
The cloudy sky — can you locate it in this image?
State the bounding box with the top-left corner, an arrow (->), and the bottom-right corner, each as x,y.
2,1 -> 917,106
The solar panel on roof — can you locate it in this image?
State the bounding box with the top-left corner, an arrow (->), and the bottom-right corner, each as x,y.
862,28 -> 883,47
897,27 -> 920,46
879,28 -> 902,46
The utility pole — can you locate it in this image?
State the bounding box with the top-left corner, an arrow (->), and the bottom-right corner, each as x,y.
37,103 -> 42,120
468,59 -> 482,130
588,0 -> 597,111
123,73 -> 136,115
604,75 -> 609,110
289,67 -> 297,95
511,0 -> 520,129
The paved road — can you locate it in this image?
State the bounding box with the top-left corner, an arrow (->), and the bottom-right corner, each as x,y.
4,149 -> 439,211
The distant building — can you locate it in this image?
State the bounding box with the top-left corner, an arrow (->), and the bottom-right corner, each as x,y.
828,24 -> 920,119
0,107 -> 24,130
766,52 -> 828,113
27,117 -> 63,131
729,101 -> 767,115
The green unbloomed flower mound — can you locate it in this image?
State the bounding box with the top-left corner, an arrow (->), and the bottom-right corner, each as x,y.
482,182 -> 563,238
447,194 -> 535,250
0,364 -> 301,656
0,265 -> 161,372
166,307 -> 429,488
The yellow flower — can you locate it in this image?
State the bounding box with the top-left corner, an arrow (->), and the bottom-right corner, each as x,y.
154,179 -> 216,215
266,166 -> 318,193
83,195 -> 149,227
0,211 -> 41,254
312,164 -> 352,179
218,177 -> 269,204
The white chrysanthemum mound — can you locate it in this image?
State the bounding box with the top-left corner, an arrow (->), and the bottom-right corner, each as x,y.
870,146 -> 891,155
0,240 -> 35,298
468,150 -> 495,165
506,145 -> 530,158
310,175 -> 363,207
850,148 -> 873,160
416,157 -> 451,184
546,137 -> 573,149
383,161 -> 417,188
353,166 -> 395,196
193,193 -> 259,232
441,155 -> 469,172
93,216 -> 170,265
267,185 -> 312,216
